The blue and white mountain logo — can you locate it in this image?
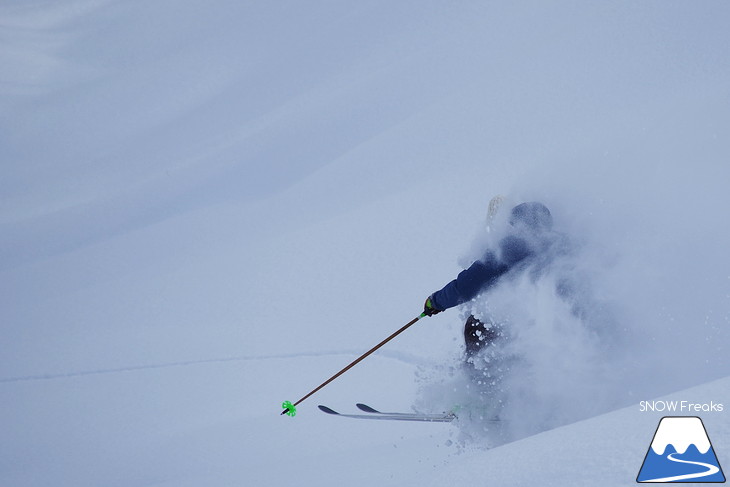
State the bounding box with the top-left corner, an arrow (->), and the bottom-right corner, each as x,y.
637,416 -> 725,483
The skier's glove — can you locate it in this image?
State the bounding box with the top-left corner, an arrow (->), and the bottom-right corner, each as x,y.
423,296 -> 443,316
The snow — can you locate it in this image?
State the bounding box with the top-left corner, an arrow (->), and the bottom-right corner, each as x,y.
430,377 -> 730,486
2,1 -> 730,486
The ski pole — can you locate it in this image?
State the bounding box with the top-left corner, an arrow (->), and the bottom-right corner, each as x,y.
281,312 -> 426,416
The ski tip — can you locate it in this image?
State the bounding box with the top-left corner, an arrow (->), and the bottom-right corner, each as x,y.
355,403 -> 380,413
281,400 -> 296,417
318,405 -> 339,415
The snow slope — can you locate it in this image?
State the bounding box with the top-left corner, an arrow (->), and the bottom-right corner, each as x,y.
2,1 -> 730,486
429,376 -> 730,487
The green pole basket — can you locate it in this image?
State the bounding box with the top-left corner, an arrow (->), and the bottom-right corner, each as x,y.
281,400 -> 297,417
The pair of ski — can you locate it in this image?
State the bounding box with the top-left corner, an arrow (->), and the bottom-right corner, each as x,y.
318,403 -> 455,422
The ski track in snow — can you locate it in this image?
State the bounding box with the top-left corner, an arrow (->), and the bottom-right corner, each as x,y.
0,349 -> 432,383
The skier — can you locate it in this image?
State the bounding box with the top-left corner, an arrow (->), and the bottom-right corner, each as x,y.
422,201 -> 559,360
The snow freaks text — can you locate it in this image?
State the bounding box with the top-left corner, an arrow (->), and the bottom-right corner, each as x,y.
639,401 -> 724,413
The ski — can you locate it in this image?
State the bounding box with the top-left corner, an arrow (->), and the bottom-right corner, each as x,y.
357,402 -> 504,424
356,403 -> 414,415
318,404 -> 455,422
356,402 -> 504,423
355,403 -> 448,418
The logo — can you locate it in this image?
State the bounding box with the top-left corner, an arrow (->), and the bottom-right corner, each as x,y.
637,416 -> 725,483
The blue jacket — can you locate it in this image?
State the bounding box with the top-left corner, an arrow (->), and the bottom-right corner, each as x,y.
429,201 -> 555,311
429,235 -> 534,311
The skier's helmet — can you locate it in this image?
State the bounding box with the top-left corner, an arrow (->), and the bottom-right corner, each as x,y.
509,202 -> 553,232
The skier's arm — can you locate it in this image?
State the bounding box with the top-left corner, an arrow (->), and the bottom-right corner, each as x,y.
429,254 -> 508,311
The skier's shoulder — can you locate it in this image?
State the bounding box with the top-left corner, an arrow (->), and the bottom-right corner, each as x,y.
496,229 -> 565,266
497,234 -> 532,265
